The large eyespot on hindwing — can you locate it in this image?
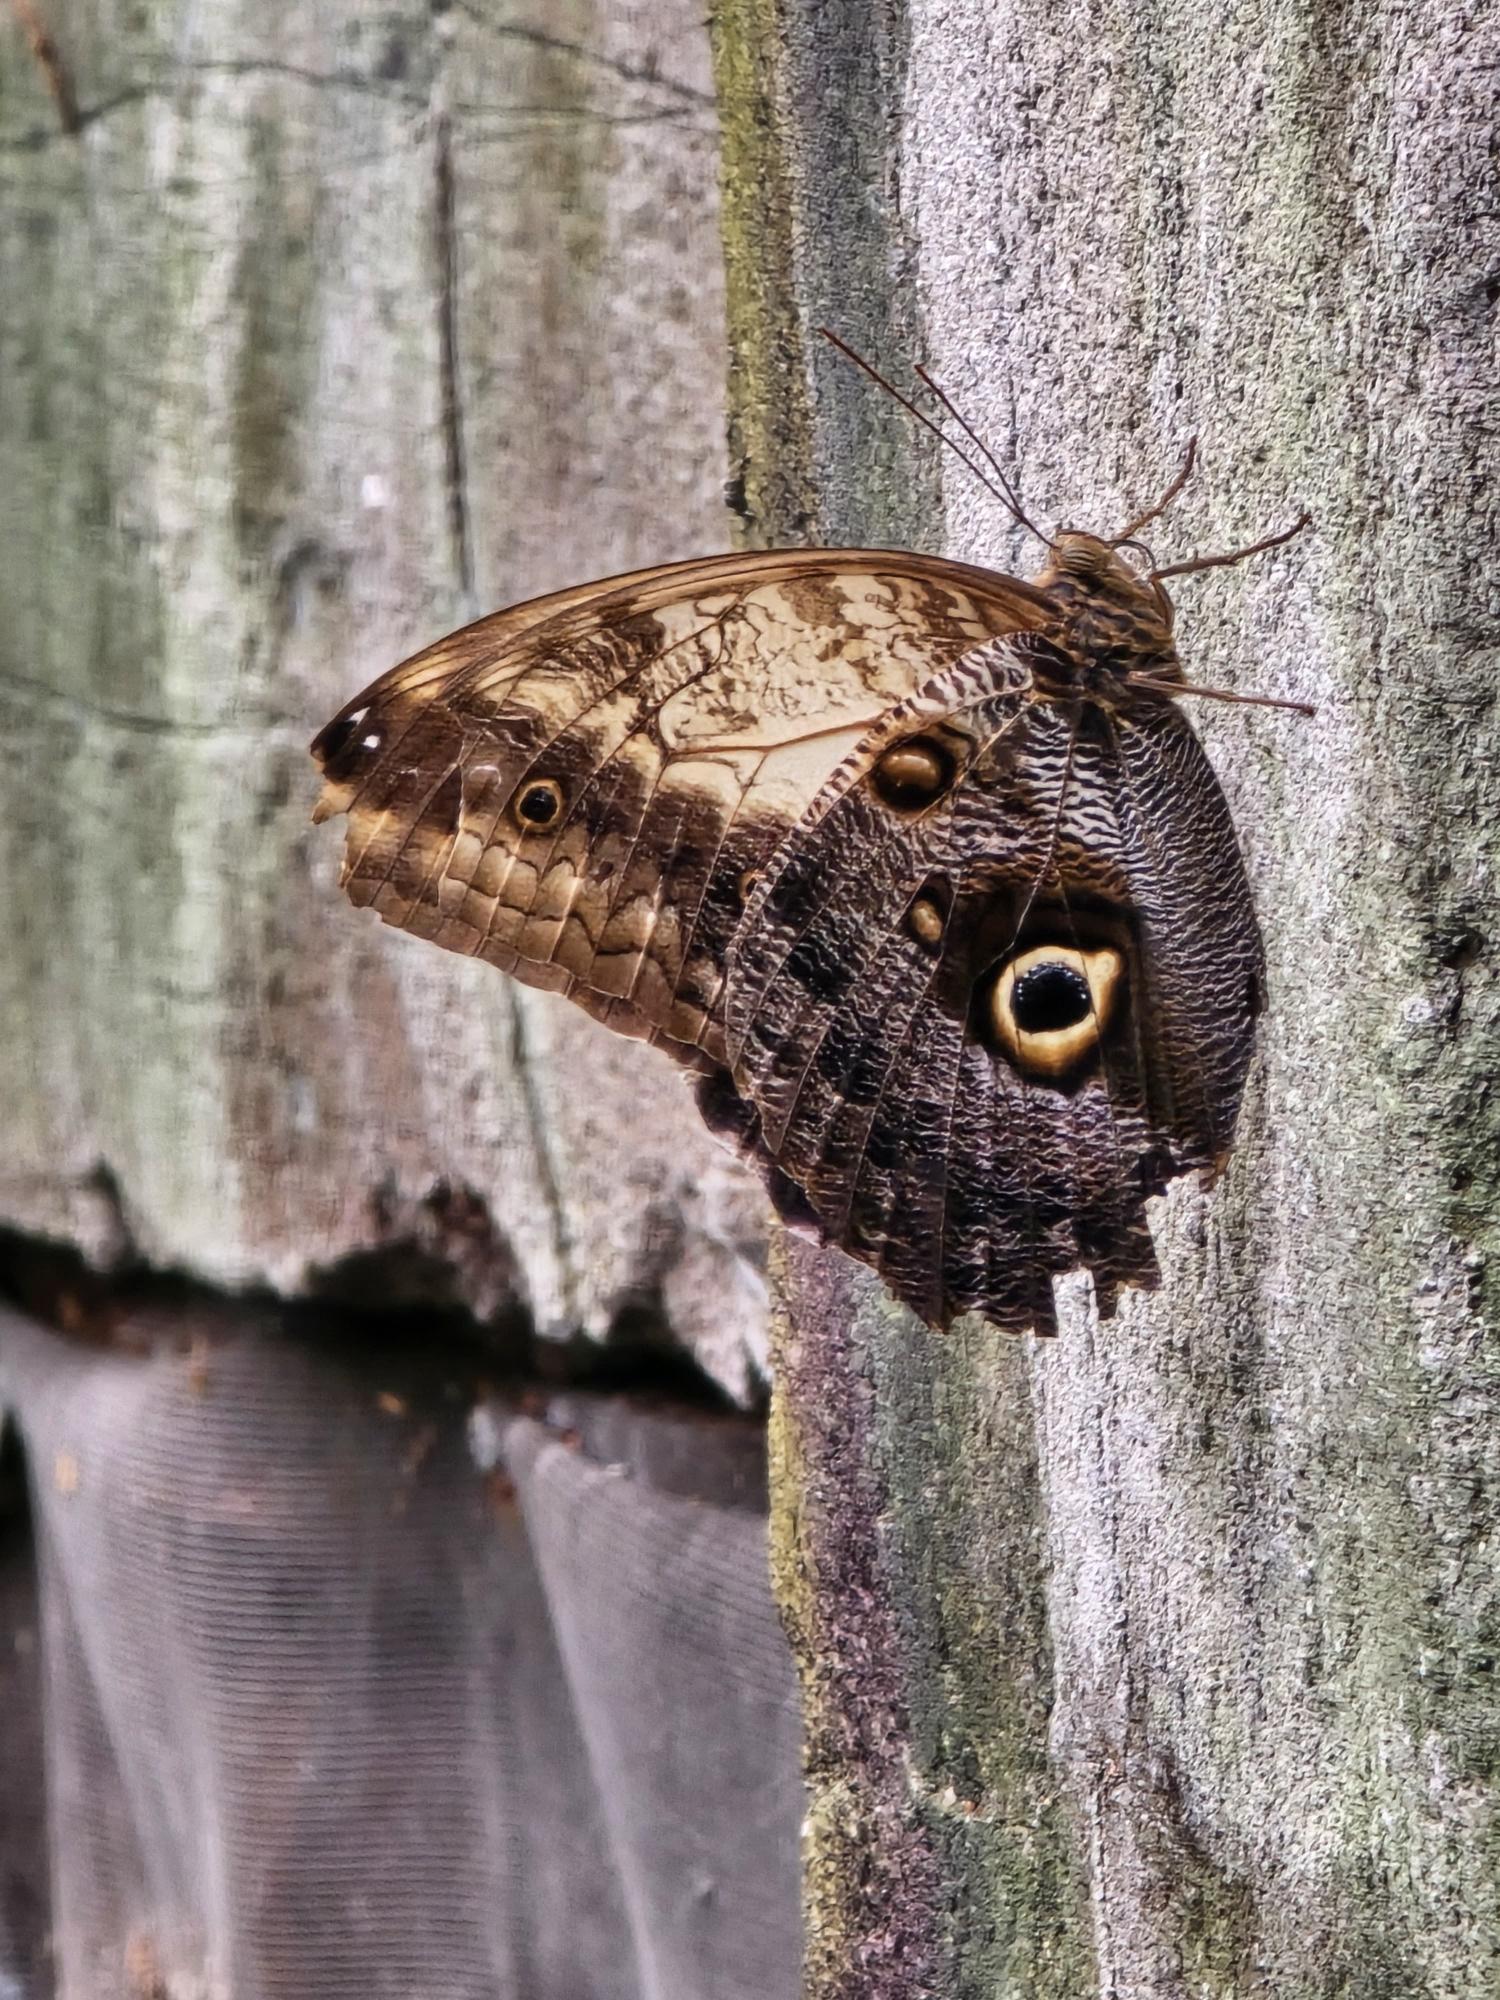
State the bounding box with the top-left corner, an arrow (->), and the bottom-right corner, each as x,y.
870,736 -> 956,813
983,943 -> 1125,1079
510,777 -> 565,831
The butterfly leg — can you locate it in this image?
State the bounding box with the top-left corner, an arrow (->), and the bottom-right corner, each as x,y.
1150,510 -> 1313,582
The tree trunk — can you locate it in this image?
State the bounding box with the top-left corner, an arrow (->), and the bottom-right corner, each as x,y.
0,0 -> 769,1396
713,1 -> 1500,1992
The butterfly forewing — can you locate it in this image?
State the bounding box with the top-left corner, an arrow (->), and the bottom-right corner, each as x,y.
312,549 -> 1046,1069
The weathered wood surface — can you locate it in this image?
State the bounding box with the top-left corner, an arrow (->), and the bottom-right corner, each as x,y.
714,0 -> 1500,1991
0,0 -> 772,1395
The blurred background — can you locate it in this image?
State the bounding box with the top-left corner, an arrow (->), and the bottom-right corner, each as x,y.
0,6 -> 799,1996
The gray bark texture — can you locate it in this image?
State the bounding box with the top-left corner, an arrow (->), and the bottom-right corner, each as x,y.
0,0 -> 772,1398
711,0 -> 1500,1993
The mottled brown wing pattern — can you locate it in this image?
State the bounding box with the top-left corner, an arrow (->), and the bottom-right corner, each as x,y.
311,550 -> 1046,1069
313,529 -> 1274,1340
725,634 -> 1262,1336
1100,699 -> 1267,1169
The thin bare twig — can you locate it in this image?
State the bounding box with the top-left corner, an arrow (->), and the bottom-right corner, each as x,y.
9,0 -> 79,134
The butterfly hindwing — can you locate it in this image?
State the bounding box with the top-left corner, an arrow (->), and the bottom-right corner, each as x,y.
724,634 -> 1248,1335
1101,700 -> 1266,1171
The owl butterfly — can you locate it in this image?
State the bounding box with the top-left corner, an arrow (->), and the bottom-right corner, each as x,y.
311,345 -> 1311,1337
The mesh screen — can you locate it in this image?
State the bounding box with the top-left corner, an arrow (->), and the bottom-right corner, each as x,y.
0,1305 -> 801,2000
0,1422 -> 46,2000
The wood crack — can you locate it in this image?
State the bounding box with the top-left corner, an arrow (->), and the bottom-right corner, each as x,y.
433,108 -> 474,604
448,4 -> 715,106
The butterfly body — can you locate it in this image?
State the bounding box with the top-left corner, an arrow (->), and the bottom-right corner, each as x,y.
313,531 -> 1271,1338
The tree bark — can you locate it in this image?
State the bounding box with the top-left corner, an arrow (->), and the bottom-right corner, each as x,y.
714,1 -> 1500,1991
0,0 -> 770,1396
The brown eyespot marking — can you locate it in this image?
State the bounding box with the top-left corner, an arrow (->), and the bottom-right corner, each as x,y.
737,867 -> 763,905
872,737 -> 955,813
986,943 -> 1125,1079
512,778 -> 564,830
907,895 -> 946,948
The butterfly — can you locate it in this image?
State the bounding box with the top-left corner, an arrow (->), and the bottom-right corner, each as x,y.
311,345 -> 1311,1338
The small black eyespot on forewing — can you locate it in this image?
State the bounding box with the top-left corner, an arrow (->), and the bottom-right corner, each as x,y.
313,707 -> 375,778
512,778 -> 564,830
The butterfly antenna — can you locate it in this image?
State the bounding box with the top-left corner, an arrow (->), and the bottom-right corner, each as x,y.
913,362 -> 1050,550
1112,437 -> 1198,546
1150,511 -> 1313,582
818,328 -> 1045,545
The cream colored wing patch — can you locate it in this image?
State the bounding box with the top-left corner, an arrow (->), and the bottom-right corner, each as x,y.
312,547 -> 1048,1069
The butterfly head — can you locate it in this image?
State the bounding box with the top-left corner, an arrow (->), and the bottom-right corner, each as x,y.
1040,531 -> 1174,624
1024,532 -> 1181,700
